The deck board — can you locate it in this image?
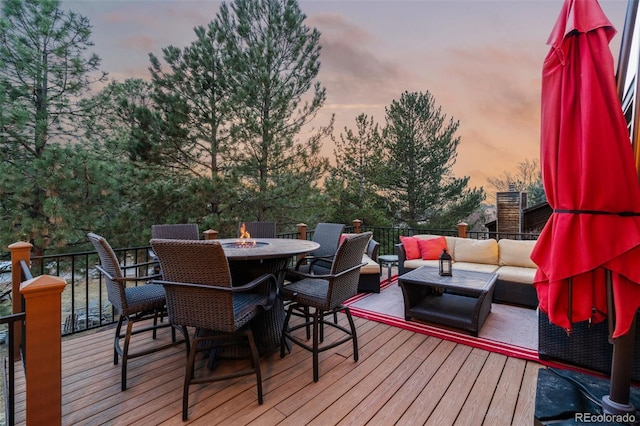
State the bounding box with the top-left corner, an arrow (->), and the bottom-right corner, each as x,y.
426,348 -> 489,425
11,308 -> 542,425
455,351 -> 507,426
484,356 -> 527,425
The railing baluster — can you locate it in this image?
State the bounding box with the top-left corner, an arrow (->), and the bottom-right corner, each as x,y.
0,226 -> 541,341
1,312 -> 25,426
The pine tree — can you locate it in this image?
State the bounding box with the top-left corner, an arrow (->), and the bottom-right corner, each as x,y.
0,0 -> 106,253
325,114 -> 390,225
215,0 -> 331,223
382,91 -> 484,228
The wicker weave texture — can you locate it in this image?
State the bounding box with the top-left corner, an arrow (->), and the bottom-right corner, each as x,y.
88,233 -> 126,313
88,232 -> 165,316
238,221 -> 276,238
151,239 -> 233,286
283,232 -> 371,310
163,284 -> 262,332
538,310 -> 640,380
150,238 -> 270,334
151,223 -> 200,240
311,223 -> 345,258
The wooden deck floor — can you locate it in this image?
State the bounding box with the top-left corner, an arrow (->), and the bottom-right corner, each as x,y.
12,311 -> 542,425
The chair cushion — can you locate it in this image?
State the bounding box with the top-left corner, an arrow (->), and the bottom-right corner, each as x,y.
360,254 -> 380,274
123,284 -> 166,316
281,278 -> 331,310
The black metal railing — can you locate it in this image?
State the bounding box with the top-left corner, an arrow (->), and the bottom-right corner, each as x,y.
28,246 -> 155,336
469,230 -> 540,240
0,258 -> 30,426
0,225 -> 540,340
1,312 -> 25,426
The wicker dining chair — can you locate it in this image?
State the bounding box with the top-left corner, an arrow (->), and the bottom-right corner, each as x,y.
149,224 -> 200,273
280,232 -> 371,382
237,221 -> 276,238
87,233 -> 186,391
293,222 -> 345,273
151,223 -> 200,240
149,238 -> 277,421
286,222 -> 346,334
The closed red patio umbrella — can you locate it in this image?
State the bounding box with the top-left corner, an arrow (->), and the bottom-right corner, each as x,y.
531,0 -> 640,414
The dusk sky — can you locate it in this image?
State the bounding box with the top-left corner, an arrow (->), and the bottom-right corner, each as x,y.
62,0 -> 629,191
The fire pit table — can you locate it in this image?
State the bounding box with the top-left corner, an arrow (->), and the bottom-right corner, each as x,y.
217,238 -> 320,354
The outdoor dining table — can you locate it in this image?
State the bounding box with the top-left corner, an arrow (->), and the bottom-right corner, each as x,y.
217,238 -> 320,355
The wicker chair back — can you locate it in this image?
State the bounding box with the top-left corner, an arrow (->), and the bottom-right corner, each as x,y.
87,232 -> 127,314
150,239 -> 232,285
311,222 -> 345,257
328,232 -> 372,308
151,223 -> 200,240
238,221 -> 276,238
149,239 -> 249,332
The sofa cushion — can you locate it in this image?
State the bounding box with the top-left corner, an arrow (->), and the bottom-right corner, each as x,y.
498,239 -> 538,268
452,262 -> 499,274
400,236 -> 421,260
453,238 -> 498,265
418,236 -> 448,260
360,254 -> 380,274
496,266 -> 536,284
404,259 -> 440,270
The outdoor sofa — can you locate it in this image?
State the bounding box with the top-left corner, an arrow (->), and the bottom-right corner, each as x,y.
395,234 -> 538,308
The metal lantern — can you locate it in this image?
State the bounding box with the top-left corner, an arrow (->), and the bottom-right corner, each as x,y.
439,249 -> 452,276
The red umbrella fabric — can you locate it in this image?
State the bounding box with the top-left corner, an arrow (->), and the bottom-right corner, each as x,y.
531,0 -> 640,339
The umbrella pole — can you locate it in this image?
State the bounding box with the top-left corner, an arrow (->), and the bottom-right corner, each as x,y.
602,269 -> 636,415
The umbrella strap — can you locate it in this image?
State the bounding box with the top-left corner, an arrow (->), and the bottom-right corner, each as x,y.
554,209 -> 640,217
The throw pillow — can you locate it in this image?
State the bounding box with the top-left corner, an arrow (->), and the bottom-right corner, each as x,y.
418,236 -> 448,260
400,236 -> 421,260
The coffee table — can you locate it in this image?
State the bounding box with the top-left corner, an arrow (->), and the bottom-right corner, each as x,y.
398,266 -> 497,336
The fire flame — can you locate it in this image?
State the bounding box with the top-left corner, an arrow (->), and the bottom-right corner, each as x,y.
239,223 -> 251,239
236,223 -> 256,247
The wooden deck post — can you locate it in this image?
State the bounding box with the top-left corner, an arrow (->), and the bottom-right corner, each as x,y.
296,224 -> 307,263
458,222 -> 468,238
20,275 -> 66,426
352,219 -> 362,234
8,241 -> 32,359
203,229 -> 218,240
297,223 -> 307,240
